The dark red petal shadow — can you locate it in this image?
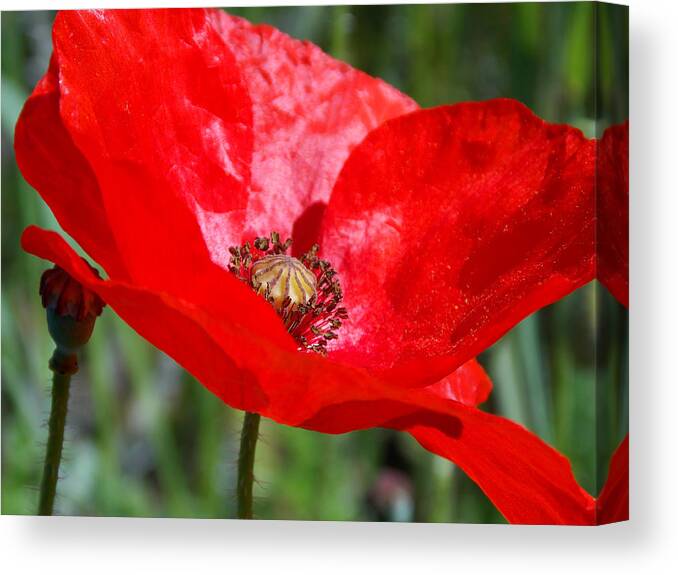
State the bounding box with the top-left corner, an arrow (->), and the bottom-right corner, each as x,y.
596,435 -> 629,524
597,122 -> 629,308
321,99 -> 596,387
24,225 -> 594,524
211,11 -> 418,257
303,386 -> 594,525
398,407 -> 595,525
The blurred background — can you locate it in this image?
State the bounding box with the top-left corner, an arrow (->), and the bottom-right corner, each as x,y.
1,3 -> 628,522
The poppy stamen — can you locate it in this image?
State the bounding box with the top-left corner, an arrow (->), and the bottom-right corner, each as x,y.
228,232 -> 347,355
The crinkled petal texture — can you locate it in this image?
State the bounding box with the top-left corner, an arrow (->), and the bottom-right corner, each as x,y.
598,122 -> 629,308
17,8 -> 601,524
202,11 -> 418,262
321,100 -> 596,386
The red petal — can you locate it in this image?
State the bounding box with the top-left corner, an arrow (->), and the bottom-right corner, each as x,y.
303,388 -> 595,524
321,99 -> 596,386
426,359 -> 492,407
14,55 -> 127,279
45,9 -> 253,295
19,13 -> 598,525
24,226 -> 593,524
22,226 -> 450,425
20,8 -> 416,298
211,11 -> 418,257
396,406 -> 596,524
596,435 -> 629,524
24,225 -> 295,365
597,122 -> 629,308
22,226 -> 310,413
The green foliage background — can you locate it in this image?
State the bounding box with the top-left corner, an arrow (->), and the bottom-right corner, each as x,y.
1,3 -> 628,522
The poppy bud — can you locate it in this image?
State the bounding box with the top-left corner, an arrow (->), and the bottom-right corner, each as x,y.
39,265 -> 105,374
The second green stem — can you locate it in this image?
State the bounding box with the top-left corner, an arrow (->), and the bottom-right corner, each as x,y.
236,411 -> 261,519
38,366 -> 72,515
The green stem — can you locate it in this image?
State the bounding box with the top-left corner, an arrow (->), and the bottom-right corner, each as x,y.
237,411 -> 261,519
38,359 -> 73,516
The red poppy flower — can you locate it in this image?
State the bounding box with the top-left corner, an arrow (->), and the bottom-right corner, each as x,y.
16,8 -> 627,524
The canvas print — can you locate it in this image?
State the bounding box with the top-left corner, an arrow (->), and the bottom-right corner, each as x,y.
1,3 -> 628,524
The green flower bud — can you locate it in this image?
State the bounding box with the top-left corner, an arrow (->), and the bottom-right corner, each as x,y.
39,265 -> 105,374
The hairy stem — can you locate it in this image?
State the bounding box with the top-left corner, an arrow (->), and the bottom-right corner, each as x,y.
38,365 -> 73,515
236,411 -> 261,519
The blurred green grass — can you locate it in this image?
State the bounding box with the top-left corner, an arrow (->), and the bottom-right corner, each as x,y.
1,3 -> 628,521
